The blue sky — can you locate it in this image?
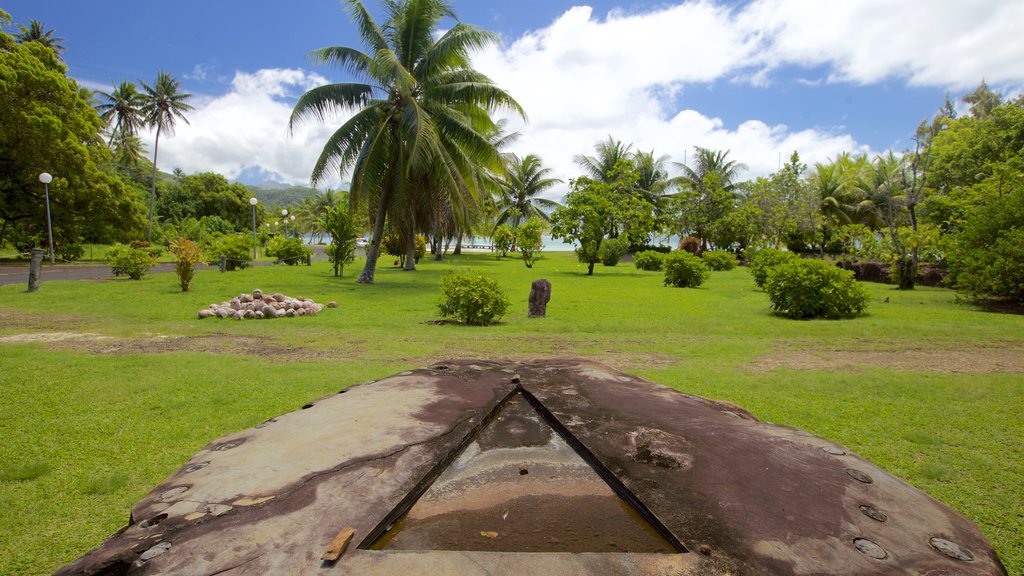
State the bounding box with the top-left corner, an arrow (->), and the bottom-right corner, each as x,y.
5,0 -> 1023,193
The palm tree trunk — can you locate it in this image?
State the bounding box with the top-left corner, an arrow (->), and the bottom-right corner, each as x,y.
146,125 -> 162,241
453,234 -> 462,255
357,202 -> 388,284
402,228 -> 416,271
432,235 -> 442,261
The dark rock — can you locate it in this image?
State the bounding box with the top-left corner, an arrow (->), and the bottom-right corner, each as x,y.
528,279 -> 552,318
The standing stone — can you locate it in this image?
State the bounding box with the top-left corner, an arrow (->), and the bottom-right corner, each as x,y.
27,248 -> 44,292
528,279 -> 552,318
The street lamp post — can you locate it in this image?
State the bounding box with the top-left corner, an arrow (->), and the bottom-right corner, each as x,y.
290,215 -> 296,241
249,197 -> 258,260
38,173 -> 54,264
281,209 -> 289,237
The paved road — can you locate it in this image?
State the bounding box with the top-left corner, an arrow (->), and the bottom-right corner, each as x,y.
0,245 -> 331,286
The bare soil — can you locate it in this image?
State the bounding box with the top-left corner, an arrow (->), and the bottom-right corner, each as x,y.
750,341 -> 1024,374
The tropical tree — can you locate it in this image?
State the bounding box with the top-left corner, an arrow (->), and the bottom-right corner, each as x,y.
493,154 -> 562,229
96,81 -> 145,148
141,71 -> 193,240
669,148 -> 747,249
14,19 -> 64,56
289,0 -> 524,283
574,136 -> 634,183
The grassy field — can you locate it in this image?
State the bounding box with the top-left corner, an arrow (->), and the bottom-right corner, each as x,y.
1,251 -> 1022,575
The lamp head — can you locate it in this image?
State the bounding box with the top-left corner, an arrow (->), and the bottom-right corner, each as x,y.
281,209 -> 288,216
249,197 -> 258,206
39,173 -> 53,184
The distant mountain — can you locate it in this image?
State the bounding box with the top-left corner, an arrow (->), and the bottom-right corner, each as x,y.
246,183 -> 318,210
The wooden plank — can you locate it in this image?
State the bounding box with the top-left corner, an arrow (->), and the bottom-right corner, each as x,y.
321,527 -> 355,562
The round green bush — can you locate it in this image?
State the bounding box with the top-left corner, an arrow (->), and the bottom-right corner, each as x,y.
663,251 -> 710,288
107,243 -> 156,280
599,237 -> 628,266
265,236 -> 311,266
748,248 -> 798,289
702,250 -> 737,271
764,259 -> 869,319
438,272 -> 511,326
633,250 -> 665,271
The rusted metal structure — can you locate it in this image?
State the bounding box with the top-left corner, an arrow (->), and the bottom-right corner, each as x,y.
57,360 -> 1006,575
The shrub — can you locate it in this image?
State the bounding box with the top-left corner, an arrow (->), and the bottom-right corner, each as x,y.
633,250 -> 665,271
702,250 -> 737,271
382,231 -> 427,265
321,204 -> 359,277
515,217 -> 546,269
492,225 -> 515,258
678,236 -> 702,254
947,186 -> 1024,305
748,248 -> 798,289
629,243 -> 671,254
207,234 -> 254,270
414,234 -> 427,263
265,236 -> 311,266
107,243 -> 156,280
57,242 -> 84,262
663,251 -> 710,288
170,237 -> 203,292
438,271 -> 511,326
599,237 -> 628,266
764,259 -> 869,319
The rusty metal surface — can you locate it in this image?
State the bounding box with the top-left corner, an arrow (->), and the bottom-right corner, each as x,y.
56,360 -> 1006,576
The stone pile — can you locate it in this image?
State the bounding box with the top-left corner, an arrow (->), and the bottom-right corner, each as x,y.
198,289 -> 337,320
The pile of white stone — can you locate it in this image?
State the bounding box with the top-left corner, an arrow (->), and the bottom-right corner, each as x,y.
198,289 -> 337,320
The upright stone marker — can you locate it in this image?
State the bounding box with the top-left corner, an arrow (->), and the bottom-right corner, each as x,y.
27,248 -> 43,292
528,279 -> 551,318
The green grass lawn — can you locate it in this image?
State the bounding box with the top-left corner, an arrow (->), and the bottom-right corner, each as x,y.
1,252 -> 1022,575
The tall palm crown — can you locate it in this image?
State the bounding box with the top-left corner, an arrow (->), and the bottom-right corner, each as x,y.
671,147 -> 747,194
140,71 -> 193,239
494,154 -> 562,229
574,136 -> 634,183
632,149 -> 671,209
96,81 -> 145,147
290,0 -> 524,282
15,19 -> 65,56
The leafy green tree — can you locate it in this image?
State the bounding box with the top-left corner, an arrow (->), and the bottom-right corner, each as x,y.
141,71 -> 193,240
962,79 -> 1001,120
670,147 -> 746,249
492,224 -> 515,258
493,154 -> 562,229
515,216 -> 545,268
947,182 -> 1024,305
321,203 -> 360,276
0,21 -> 146,250
290,0 -> 523,283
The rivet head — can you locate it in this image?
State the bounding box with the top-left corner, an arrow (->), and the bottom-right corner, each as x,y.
853,538 -> 888,560
822,446 -> 846,456
929,537 -> 974,562
859,505 -> 888,522
847,468 -> 873,483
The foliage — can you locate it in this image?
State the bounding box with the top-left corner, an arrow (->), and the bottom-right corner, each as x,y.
492,225 -> 515,258
140,71 -> 193,240
57,242 -> 84,262
265,236 -> 310,266
437,271 -> 510,325
550,162 -> 657,275
599,237 -> 628,266
289,0 -> 524,283
0,27 -> 146,250
156,173 -> 257,231
494,154 -> 562,228
205,234 -> 254,270
415,234 -> 427,263
663,251 -> 710,288
747,248 -> 798,289
947,185 -> 1024,304
633,250 -> 666,271
106,243 -> 156,280
670,147 -> 747,248
764,259 -> 869,319
321,204 -> 359,277
169,237 -> 203,291
629,243 -> 671,254
702,250 -> 737,271
515,217 -> 546,269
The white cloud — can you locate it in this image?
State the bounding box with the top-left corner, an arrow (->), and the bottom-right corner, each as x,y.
139,68 -> 349,188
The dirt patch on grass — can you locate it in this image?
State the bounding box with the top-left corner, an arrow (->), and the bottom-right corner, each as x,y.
1,331 -> 333,362
751,342 -> 1024,374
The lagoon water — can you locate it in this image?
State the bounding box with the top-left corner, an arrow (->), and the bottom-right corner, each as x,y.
302,234 -> 680,252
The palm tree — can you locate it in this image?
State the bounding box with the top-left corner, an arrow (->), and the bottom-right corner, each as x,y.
670,147 -> 747,249
96,81 -> 145,148
15,19 -> 65,56
140,71 -> 193,240
574,136 -> 633,183
671,146 -> 747,194
632,149 -> 671,211
289,0 -> 524,283
493,154 -> 562,229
